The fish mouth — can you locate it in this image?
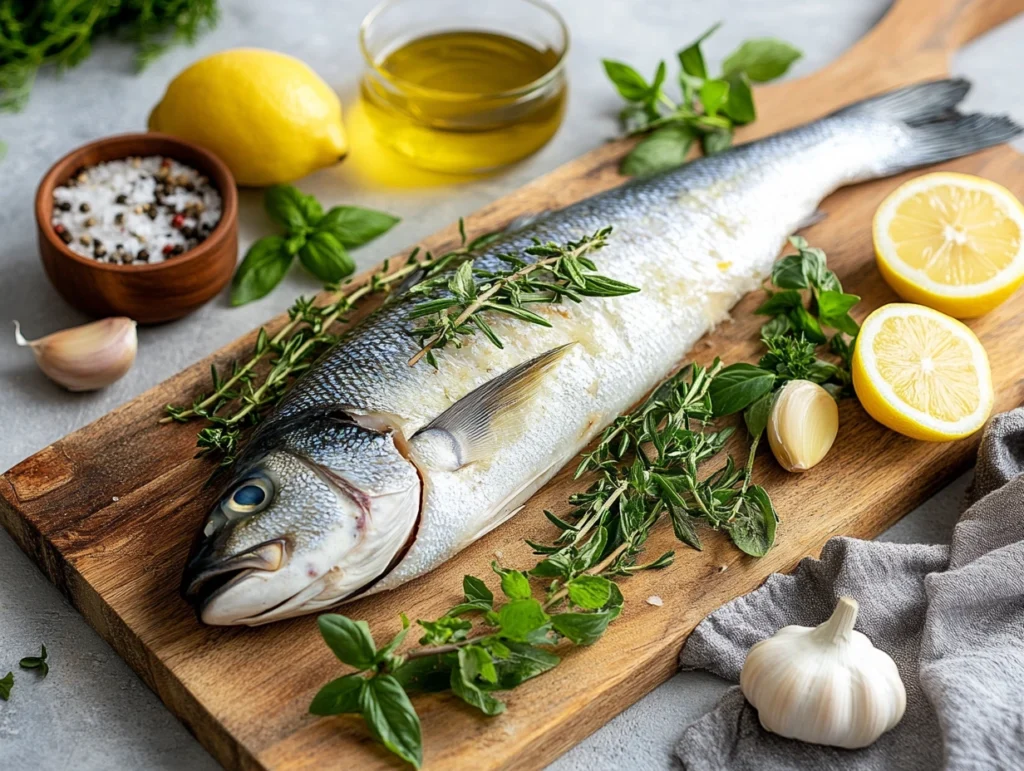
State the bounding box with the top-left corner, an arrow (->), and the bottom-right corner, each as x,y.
182,539 -> 287,617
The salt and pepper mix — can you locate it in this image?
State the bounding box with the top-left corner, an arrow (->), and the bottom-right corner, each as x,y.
51,156 -> 222,265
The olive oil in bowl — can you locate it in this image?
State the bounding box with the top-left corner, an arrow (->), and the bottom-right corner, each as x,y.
360,1 -> 568,173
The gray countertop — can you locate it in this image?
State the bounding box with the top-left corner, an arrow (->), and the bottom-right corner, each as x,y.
1,1 -> 1021,768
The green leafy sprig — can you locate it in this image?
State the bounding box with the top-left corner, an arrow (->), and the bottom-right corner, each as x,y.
0,0 -> 219,112
19,644 -> 48,678
309,360 -> 777,767
0,671 -> 11,701
164,220 -> 502,464
407,227 -> 638,367
709,236 -> 861,447
603,25 -> 801,176
231,185 -> 400,306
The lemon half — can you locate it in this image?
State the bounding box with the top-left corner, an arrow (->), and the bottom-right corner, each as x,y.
852,303 -> 993,441
873,172 -> 1024,318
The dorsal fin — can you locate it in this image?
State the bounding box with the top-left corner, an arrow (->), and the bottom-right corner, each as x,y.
410,343 -> 575,471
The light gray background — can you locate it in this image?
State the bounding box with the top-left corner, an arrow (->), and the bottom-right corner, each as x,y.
0,1 -> 1020,768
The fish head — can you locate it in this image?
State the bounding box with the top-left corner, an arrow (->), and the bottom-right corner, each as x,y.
182,415 -> 421,626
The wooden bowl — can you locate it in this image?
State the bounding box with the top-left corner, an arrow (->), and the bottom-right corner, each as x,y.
36,133 -> 238,324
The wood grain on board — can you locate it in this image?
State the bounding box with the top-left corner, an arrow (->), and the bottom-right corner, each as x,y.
3,0 -> 1024,768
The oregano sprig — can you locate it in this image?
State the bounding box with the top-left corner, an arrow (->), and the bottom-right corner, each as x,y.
603,25 -> 801,176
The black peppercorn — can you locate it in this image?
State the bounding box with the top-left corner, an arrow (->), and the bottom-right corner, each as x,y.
79,202 -> 91,213
115,194 -> 128,204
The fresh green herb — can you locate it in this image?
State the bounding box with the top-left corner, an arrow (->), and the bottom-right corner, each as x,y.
164,219 -> 502,464
230,185 -> 400,306
407,227 -> 638,367
0,1 -> 219,112
603,25 -> 801,176
709,237 -> 860,446
18,644 -> 48,678
308,359 -> 777,767
0,671 -> 11,700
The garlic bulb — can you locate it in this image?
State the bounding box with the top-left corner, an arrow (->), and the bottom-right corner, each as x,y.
767,379 -> 838,472
14,317 -> 137,392
740,597 -> 906,749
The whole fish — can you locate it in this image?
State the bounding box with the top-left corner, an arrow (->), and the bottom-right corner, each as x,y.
183,79 -> 1019,625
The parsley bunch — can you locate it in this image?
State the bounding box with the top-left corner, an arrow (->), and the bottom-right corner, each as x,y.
603,24 -> 801,176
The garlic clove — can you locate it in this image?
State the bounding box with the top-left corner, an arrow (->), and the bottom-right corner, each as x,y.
14,317 -> 137,392
767,379 -> 839,472
740,596 -> 907,749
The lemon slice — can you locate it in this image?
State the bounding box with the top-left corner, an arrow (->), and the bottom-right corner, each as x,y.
852,304 -> 993,441
873,172 -> 1024,318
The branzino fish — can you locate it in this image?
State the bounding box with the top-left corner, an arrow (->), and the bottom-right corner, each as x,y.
183,79 -> 1020,625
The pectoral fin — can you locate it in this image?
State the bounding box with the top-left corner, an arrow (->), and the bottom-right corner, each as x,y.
410,343 -> 575,471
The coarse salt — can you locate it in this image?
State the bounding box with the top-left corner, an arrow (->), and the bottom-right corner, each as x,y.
646,595 -> 663,607
51,156 -> 222,265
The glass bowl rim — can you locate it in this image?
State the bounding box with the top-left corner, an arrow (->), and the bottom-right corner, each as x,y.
358,0 -> 570,103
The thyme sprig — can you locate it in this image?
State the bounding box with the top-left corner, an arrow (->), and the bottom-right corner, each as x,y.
407,227 -> 638,367
163,220 -> 501,465
308,359 -> 776,768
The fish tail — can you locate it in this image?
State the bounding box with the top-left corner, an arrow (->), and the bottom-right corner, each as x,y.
833,78 -> 1022,174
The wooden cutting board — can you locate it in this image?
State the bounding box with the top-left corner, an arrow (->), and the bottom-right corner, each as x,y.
3,0 -> 1023,768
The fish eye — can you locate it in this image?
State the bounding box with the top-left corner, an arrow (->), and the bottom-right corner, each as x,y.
224,478 -> 273,515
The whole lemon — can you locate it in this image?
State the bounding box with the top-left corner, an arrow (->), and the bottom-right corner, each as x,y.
149,49 -> 347,186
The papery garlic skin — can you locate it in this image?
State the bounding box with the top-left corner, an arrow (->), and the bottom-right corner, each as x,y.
767,379 -> 839,472
740,596 -> 906,749
14,317 -> 137,392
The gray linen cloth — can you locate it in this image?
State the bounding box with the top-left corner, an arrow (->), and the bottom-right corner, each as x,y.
675,409 -> 1024,770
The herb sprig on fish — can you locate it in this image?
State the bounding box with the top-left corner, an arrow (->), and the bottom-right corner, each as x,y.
162,219 -> 503,464
307,359 -> 776,767
407,226 -> 639,367
603,25 -> 801,176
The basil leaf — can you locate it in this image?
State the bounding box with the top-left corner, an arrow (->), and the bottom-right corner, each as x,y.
723,73 -> 755,124
361,675 -> 423,768
701,129 -> 733,156
649,60 -> 667,106
264,185 -> 318,231
460,644 -> 497,685
450,653 -> 506,716
790,305 -> 827,343
462,575 -> 493,607
709,363 -> 777,416
699,79 -> 730,117
0,671 -> 12,700
317,206 -> 400,249
496,598 -> 549,642
744,391 -> 773,438
566,575 -> 614,610
620,123 -> 695,176
498,569 -> 531,600
19,644 -> 48,678
817,291 -> 861,334
318,614 -> 377,670
755,289 -> 802,316
771,252 -> 811,289
722,38 -> 802,83
309,674 -> 365,715
393,655 -> 454,694
677,22 -> 721,79
728,485 -> 779,557
377,614 -> 411,662
602,59 -> 651,102
230,236 -> 293,306
490,642 -> 560,690
762,314 -> 793,337
299,231 -> 353,283
551,610 -> 616,645
620,102 -> 658,134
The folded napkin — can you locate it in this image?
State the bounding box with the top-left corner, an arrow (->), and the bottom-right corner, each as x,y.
675,409 -> 1024,770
